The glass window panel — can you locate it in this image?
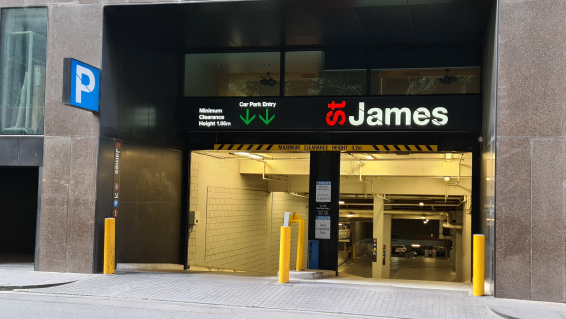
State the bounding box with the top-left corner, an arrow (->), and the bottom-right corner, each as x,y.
370,67 -> 481,96
285,49 -> 367,96
0,8 -> 48,135
184,52 -> 280,97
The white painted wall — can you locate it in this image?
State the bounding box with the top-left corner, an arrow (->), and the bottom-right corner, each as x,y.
188,153 -> 268,270
270,192 -> 309,274
204,187 -> 268,272
189,153 -> 309,274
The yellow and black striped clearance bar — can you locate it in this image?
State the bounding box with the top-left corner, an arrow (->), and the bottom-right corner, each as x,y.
213,144 -> 438,152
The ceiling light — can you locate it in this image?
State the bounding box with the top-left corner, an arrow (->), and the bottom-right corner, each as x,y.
234,152 -> 249,156
445,153 -> 453,162
419,202 -> 424,206
444,177 -> 450,182
411,244 -> 420,248
347,214 -> 354,217
249,155 -> 264,160
339,201 -> 345,204
439,68 -> 457,84
260,72 -> 277,86
338,223 -> 343,226
421,216 -> 426,219
365,155 -> 374,160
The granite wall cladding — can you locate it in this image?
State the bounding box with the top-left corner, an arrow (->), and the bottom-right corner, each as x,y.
38,4 -> 102,273
496,0 -> 566,302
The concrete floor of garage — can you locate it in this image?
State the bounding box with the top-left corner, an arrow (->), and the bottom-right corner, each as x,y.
391,257 -> 456,282
338,255 -> 455,282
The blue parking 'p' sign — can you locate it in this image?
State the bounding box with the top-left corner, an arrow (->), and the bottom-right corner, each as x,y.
62,58 -> 100,113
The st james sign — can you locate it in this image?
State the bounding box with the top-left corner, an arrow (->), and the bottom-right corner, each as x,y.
177,95 -> 481,132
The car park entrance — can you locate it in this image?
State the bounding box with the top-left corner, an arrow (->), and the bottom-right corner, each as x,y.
96,0 -> 489,288
184,142 -> 473,283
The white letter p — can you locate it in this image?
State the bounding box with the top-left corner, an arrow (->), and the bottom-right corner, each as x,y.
76,65 -> 95,103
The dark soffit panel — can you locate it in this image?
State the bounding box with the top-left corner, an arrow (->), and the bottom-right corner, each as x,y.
108,0 -> 494,49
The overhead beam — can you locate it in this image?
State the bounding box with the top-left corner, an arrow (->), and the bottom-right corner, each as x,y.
265,175 -> 471,195
241,159 -> 472,177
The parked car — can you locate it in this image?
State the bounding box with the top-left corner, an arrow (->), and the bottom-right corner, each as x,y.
394,245 -> 407,254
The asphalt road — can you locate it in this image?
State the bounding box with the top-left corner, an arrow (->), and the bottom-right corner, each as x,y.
0,291 -> 395,319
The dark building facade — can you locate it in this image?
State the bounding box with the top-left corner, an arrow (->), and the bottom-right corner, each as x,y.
0,0 -> 561,303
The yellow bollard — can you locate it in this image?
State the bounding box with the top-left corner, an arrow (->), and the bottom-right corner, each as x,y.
294,214 -> 305,271
104,218 -> 116,274
473,234 -> 485,296
353,243 -> 356,259
278,226 -> 291,284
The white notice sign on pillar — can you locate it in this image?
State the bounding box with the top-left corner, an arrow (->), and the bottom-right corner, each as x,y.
315,181 -> 331,202
315,215 -> 331,239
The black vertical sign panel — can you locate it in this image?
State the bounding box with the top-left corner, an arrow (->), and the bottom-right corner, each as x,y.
308,151 -> 341,272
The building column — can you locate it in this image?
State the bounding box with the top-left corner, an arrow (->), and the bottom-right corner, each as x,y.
372,196 -> 384,278
381,214 -> 391,279
308,151 -> 340,272
37,4 -> 102,273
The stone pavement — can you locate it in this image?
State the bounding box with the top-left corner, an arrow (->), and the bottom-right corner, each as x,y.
26,271 -> 499,319
486,297 -> 566,319
0,269 -> 91,291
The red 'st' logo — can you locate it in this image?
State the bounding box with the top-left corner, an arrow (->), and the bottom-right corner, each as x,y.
326,101 -> 346,126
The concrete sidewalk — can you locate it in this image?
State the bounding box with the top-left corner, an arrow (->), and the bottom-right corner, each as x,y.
4,268 -> 566,318
0,269 -> 92,290
486,297 -> 566,319
24,271 -> 499,319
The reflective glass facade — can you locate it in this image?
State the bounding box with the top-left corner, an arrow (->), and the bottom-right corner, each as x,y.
370,67 -> 481,95
184,52 -> 280,97
0,8 -> 48,135
185,48 -> 481,98
285,49 -> 367,97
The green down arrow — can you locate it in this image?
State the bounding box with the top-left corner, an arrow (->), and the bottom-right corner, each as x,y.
240,109 -> 255,125
259,109 -> 275,125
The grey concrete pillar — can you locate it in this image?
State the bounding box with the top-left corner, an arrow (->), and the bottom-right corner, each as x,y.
372,196 -> 384,278
381,215 -> 391,279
